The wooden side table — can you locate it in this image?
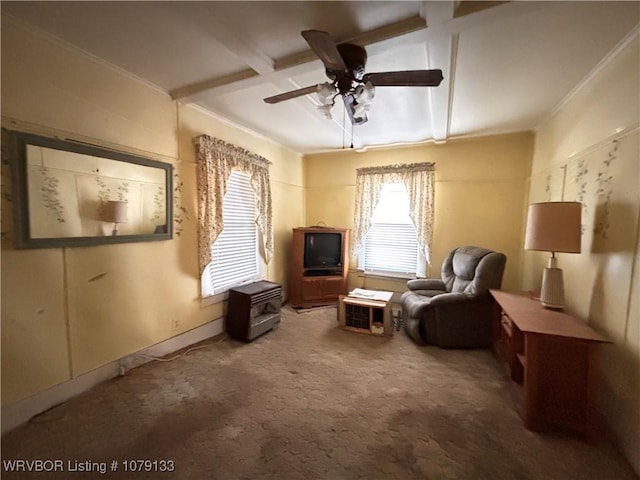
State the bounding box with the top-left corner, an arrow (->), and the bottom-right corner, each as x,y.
490,290 -> 611,439
337,295 -> 394,336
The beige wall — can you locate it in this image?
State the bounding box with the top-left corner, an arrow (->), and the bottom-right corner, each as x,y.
1,17 -> 303,404
304,133 -> 533,293
526,35 -> 639,472
3,13 -> 638,473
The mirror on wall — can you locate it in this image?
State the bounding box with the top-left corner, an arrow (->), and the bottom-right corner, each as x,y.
7,130 -> 173,248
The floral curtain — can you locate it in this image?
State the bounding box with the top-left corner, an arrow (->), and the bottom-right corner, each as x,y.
353,162 -> 435,263
195,135 -> 273,275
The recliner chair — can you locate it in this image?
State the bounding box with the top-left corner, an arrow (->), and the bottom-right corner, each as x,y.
401,246 -> 506,348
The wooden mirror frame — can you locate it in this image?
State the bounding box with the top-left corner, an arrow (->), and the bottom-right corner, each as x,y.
7,130 -> 173,248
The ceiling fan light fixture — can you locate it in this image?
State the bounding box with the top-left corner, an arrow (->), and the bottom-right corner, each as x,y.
351,101 -> 370,120
317,104 -> 333,119
355,81 -> 376,105
316,82 -> 337,105
263,29 -> 444,128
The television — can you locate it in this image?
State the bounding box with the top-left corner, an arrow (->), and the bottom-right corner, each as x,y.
303,231 -> 343,271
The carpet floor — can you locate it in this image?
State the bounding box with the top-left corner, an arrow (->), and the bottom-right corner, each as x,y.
1,306 -> 636,480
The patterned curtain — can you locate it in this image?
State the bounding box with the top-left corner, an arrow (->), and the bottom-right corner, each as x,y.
195,135 -> 273,275
353,162 -> 435,263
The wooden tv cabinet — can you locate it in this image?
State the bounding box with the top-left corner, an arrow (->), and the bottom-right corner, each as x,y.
490,290 -> 611,439
288,227 -> 349,308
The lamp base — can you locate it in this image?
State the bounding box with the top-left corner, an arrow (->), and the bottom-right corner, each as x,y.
540,267 -> 564,309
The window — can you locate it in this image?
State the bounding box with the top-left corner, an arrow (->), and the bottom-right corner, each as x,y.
361,183 -> 425,276
353,162 -> 434,275
201,171 -> 262,297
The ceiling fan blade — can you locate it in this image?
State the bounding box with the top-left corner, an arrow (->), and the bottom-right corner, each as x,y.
343,94 -> 368,126
301,30 -> 347,72
363,69 -> 444,87
263,85 -> 319,104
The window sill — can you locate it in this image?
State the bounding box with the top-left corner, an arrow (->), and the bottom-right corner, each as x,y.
200,276 -> 267,308
200,291 -> 228,308
353,269 -> 421,281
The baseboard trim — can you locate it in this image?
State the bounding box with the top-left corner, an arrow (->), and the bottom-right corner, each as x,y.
1,317 -> 224,435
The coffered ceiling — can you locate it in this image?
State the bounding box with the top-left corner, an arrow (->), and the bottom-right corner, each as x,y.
2,1 -> 638,153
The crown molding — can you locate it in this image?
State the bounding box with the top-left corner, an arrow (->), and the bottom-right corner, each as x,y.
184,104 -> 303,158
536,26 -> 640,132
3,14 -> 169,97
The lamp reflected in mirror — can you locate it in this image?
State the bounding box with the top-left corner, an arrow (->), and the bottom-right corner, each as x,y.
102,200 -> 128,236
6,129 -> 173,248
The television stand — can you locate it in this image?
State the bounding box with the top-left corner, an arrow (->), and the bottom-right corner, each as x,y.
304,269 -> 343,277
288,227 -> 350,308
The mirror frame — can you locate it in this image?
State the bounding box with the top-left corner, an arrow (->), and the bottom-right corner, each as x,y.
7,130 -> 173,248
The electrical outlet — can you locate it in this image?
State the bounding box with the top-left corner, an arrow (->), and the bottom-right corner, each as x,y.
171,318 -> 180,330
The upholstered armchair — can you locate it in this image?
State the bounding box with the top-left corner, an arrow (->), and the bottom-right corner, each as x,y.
401,246 -> 507,348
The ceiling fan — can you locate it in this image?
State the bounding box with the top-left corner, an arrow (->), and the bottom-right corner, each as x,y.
263,30 -> 444,125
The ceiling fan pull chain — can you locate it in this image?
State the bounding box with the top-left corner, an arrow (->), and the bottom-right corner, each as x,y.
342,106 -> 346,149
351,121 -> 354,149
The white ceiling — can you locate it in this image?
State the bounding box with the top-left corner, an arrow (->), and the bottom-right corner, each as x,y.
2,1 -> 639,154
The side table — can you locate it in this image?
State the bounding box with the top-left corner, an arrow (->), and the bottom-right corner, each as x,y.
490,290 -> 611,439
338,294 -> 394,336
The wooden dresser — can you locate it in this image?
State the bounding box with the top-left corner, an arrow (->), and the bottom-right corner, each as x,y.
490,290 -> 610,439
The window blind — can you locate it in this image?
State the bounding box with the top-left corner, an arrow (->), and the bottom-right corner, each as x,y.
362,183 -> 419,275
364,223 -> 418,274
204,171 -> 260,295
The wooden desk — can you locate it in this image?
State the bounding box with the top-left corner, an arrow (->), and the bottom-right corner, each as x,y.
490,290 -> 610,439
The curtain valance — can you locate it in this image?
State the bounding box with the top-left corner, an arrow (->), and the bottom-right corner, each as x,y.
195,135 -> 273,275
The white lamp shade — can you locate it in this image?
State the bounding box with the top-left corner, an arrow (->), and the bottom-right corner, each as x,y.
524,202 -> 581,253
103,200 -> 128,223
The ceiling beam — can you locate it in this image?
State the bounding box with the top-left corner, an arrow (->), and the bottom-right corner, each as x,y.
421,1 -> 456,141
421,1 -> 456,27
169,2 -> 541,102
274,16 -> 427,71
169,70 -> 261,102
170,16 -> 427,102
416,0 -> 547,141
425,0 -> 547,38
184,2 -> 274,75
454,1 -> 509,19
342,16 -> 427,48
427,33 -> 458,141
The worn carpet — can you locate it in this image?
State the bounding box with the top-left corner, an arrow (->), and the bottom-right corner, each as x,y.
1,306 -> 636,479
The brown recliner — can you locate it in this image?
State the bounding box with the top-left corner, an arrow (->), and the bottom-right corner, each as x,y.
401,246 -> 506,348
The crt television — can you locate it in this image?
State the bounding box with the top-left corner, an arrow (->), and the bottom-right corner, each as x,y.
303,231 -> 343,269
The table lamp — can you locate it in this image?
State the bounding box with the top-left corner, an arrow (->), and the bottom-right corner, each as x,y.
524,201 -> 581,309
102,200 -> 128,236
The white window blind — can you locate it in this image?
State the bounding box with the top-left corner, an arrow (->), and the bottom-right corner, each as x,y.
203,171 -> 260,296
362,183 -> 419,275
